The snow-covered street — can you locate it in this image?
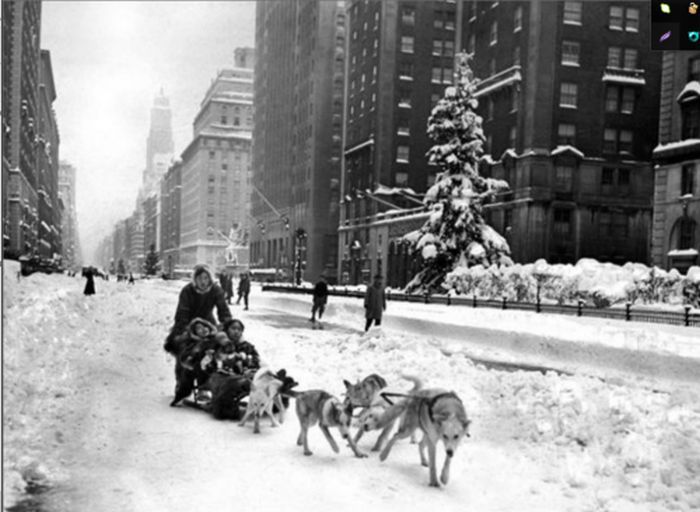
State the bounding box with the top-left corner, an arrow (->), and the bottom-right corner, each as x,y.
3,261 -> 700,512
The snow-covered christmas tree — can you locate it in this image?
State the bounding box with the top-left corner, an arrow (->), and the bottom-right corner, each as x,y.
143,244 -> 160,276
404,53 -> 512,294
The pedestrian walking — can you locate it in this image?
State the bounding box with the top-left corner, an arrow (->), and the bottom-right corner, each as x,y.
236,271 -> 251,310
83,267 -> 96,296
310,275 -> 328,325
128,272 -> 135,285
222,271 -> 234,304
363,274 -> 386,332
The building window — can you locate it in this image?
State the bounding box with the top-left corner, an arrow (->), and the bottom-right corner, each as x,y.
221,163 -> 228,172
682,101 -> 700,139
444,40 -> 454,57
562,41 -> 580,66
490,21 -> 498,45
555,165 -> 574,192
553,209 -> 572,236
682,164 -> 695,195
625,8 -> 639,32
509,126 -> 517,148
398,87 -> 411,108
557,123 -> 576,145
396,145 -> 410,163
605,87 -> 618,112
233,117 -> 240,126
401,36 -> 414,53
395,172 -> 409,186
431,93 -> 441,106
209,151 -> 216,159
399,61 -> 413,80
513,46 -> 521,67
609,6 -> 623,30
433,40 -> 443,56
397,124 -> 410,136
612,213 -> 629,237
603,129 -> 617,153
402,7 -> 415,25
679,218 -> 695,249
621,88 -> 635,114
560,82 -> 578,108
599,212 -> 612,235
432,66 -> 442,83
607,47 -> 621,67
619,130 -> 633,153
623,48 -> 637,70
563,2 -> 582,24
514,6 -> 522,32
618,168 -> 630,187
221,116 -> 227,125
689,57 -> 700,81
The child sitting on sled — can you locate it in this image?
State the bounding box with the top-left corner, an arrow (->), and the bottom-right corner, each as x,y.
211,319 -> 261,376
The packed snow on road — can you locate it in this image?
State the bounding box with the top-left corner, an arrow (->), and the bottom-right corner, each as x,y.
3,260 -> 700,512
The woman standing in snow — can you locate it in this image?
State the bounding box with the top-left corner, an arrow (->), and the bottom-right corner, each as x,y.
82,267 -> 96,296
363,274 -> 386,331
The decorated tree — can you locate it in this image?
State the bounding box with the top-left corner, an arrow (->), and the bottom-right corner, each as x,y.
143,244 -> 160,276
404,53 -> 512,294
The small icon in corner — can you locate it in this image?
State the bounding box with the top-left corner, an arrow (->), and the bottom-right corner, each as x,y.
659,30 -> 673,42
660,3 -> 671,13
689,2 -> 698,14
689,31 -> 700,42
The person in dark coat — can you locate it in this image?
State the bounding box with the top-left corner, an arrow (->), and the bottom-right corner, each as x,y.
220,271 -> 234,305
213,318 -> 261,376
310,275 -> 329,324
363,274 -> 386,332
236,271 -> 251,310
164,264 -> 232,355
82,267 -> 96,296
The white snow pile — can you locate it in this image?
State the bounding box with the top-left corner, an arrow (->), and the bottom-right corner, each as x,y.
444,258 -> 700,308
4,260 -> 700,512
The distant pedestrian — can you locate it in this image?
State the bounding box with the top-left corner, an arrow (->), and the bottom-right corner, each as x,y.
363,274 -> 386,332
222,271 -> 234,304
83,267 -> 96,296
310,275 -> 328,324
236,271 -> 251,310
128,272 -> 135,285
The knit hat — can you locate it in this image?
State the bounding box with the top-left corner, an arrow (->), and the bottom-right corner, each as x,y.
191,264 -> 214,293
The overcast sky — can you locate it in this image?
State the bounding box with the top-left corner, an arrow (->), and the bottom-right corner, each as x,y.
41,1 -> 256,264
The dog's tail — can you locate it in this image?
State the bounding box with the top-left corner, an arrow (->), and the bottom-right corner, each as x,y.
399,373 -> 423,392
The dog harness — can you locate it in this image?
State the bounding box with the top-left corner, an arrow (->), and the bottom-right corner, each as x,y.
425,392 -> 463,422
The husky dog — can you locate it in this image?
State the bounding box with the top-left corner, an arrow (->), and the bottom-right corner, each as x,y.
239,368 -> 286,433
355,375 -> 423,451
343,373 -> 388,410
377,388 -> 471,487
293,389 -> 367,458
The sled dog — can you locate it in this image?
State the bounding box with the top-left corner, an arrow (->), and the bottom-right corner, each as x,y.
239,368 -> 286,433
377,388 -> 471,487
343,373 -> 388,410
355,375 -> 423,451
292,389 -> 367,458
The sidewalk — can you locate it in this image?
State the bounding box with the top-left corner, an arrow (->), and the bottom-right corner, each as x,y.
258,288 -> 700,386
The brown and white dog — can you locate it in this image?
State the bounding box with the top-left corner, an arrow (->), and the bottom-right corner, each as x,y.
343,373 -> 388,411
238,368 -> 286,433
355,375 -> 423,451
377,388 -> 471,487
292,389 -> 367,458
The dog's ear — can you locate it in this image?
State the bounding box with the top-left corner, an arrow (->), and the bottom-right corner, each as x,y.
343,379 -> 352,389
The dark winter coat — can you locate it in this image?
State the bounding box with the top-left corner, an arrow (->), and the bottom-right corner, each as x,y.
83,271 -> 95,295
313,280 -> 328,305
164,265 -> 232,353
238,274 -> 250,294
364,283 -> 386,320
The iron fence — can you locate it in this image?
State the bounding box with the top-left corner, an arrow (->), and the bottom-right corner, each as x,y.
261,284 -> 700,328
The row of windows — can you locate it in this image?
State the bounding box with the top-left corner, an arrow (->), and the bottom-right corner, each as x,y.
556,124 -> 634,154
563,2 -> 639,32
558,83 -> 636,114
552,209 -> 631,238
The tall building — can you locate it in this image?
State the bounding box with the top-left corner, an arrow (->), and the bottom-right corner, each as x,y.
144,89 -> 174,196
339,0 -> 458,284
465,1 -> 661,265
2,0 -> 43,259
651,52 -> 700,273
160,159 -> 182,277
252,1 -> 345,282
176,48 -> 254,272
58,161 -> 81,268
37,49 -> 60,258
